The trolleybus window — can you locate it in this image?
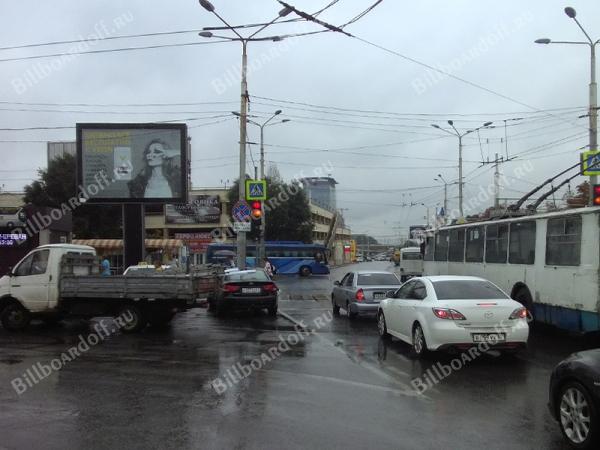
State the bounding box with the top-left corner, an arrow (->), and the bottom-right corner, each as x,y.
465,226 -> 484,262
434,230 -> 449,261
448,229 -> 465,262
546,216 -> 581,266
485,223 -> 509,264
424,236 -> 434,261
509,221 -> 536,264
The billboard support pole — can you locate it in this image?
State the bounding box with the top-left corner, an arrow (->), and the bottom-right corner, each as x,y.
123,204 -> 145,269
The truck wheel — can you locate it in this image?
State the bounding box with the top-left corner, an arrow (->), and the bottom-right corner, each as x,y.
116,305 -> 147,333
1,302 -> 31,332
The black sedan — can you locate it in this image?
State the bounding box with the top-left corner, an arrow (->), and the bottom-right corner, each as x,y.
209,269 -> 278,316
549,349 -> 600,449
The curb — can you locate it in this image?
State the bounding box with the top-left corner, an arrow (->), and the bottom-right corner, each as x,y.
277,310 -> 313,333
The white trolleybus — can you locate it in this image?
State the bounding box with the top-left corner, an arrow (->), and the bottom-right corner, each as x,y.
422,207 -> 600,333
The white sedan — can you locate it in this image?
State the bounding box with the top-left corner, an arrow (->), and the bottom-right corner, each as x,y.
377,276 -> 529,357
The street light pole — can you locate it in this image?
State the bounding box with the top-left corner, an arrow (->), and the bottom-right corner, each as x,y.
431,121 -> 493,219
237,39 -> 249,268
536,6 -> 598,205
198,0 -> 292,268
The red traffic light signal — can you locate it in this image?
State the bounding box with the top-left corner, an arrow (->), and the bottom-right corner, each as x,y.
593,185 -> 600,206
251,201 -> 262,219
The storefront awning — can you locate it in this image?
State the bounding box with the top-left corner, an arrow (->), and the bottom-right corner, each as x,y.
72,239 -> 184,250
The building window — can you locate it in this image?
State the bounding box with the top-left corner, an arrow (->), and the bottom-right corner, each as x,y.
485,224 -> 508,263
434,230 -> 449,261
509,221 -> 536,265
465,226 -> 484,262
448,229 -> 465,262
546,216 -> 581,266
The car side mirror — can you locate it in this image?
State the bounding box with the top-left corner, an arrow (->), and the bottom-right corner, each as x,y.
334,281 -> 341,286
7,267 -> 14,276
386,290 -> 396,298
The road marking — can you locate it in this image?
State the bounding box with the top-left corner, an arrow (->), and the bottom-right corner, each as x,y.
264,368 -> 423,398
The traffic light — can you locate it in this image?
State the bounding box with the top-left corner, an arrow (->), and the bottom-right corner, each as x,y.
593,185 -> 600,206
251,201 -> 262,220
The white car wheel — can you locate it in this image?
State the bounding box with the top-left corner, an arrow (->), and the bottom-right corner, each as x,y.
412,324 -> 428,357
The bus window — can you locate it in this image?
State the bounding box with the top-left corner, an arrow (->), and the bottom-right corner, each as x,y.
465,226 -> 484,262
434,230 -> 449,261
509,221 -> 536,264
424,236 -> 434,261
448,229 -> 465,262
546,216 -> 581,266
485,224 -> 508,263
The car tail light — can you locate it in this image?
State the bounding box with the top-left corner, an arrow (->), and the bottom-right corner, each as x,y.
509,307 -> 528,320
263,283 -> 278,293
222,284 -> 240,293
355,289 -> 365,302
432,308 -> 466,320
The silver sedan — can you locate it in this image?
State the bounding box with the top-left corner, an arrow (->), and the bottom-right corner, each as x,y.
332,271 -> 401,319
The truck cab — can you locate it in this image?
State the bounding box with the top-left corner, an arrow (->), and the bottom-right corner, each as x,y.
0,244 -> 96,314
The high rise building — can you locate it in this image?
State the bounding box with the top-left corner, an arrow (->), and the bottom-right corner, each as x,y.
300,177 -> 338,212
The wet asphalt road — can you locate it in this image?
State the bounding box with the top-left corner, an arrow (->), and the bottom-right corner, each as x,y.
1,262 -> 598,449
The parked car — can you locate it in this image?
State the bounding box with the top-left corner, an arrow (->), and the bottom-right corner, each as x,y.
0,208 -> 26,229
210,269 -> 278,316
549,349 -> 600,449
332,271 -> 401,319
377,275 -> 529,357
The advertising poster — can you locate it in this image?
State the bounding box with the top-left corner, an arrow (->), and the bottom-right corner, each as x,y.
166,195 -> 221,224
77,123 -> 188,203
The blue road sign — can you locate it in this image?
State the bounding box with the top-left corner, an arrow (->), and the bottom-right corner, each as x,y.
245,180 -> 267,201
232,200 -> 251,222
582,150 -> 600,175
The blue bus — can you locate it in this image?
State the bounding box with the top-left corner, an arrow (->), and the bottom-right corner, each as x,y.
206,241 -> 329,276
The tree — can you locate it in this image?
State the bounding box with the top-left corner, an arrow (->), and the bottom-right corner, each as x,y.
23,153 -> 122,238
227,176 -> 313,242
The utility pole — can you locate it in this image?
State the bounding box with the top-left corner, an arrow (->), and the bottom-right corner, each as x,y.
535,6 -> 598,205
494,153 -> 500,208
198,0 -> 293,269
431,120 -> 493,218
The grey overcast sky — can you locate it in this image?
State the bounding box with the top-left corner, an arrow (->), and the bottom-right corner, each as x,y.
1,0 -> 599,240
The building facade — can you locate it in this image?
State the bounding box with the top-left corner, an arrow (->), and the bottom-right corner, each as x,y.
47,141 -> 76,163
300,177 -> 338,212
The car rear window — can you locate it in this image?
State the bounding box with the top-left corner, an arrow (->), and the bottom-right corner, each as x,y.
225,271 -> 270,282
432,280 -> 508,300
357,273 -> 400,286
402,252 -> 422,260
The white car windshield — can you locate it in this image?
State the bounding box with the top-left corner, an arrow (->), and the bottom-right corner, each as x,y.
432,280 -> 509,300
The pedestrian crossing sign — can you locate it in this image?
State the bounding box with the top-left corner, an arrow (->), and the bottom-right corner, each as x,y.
245,179 -> 267,201
582,150 -> 600,175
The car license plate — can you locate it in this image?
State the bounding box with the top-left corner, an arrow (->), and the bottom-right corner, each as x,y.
242,287 -> 261,294
472,333 -> 506,344
373,293 -> 385,300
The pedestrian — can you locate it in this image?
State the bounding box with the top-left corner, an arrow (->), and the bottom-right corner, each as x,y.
264,258 -> 275,278
100,258 -> 111,277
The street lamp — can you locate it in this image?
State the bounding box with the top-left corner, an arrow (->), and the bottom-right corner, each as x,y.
198,0 -> 291,268
431,121 -> 493,218
434,174 -> 450,222
536,6 -> 598,204
233,110 -> 291,264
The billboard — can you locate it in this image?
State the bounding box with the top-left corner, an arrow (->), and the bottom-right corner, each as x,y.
174,232 -> 213,253
76,123 -> 188,203
409,225 -> 427,241
165,195 -> 221,224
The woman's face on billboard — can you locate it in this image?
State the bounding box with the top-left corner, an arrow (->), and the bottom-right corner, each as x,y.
146,142 -> 166,167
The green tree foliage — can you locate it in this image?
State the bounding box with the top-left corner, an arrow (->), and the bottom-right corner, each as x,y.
227,176 -> 313,243
23,153 -> 122,238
